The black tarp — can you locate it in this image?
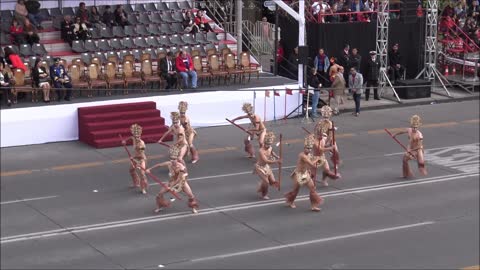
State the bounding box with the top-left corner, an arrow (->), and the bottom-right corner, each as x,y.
279,18 -> 426,79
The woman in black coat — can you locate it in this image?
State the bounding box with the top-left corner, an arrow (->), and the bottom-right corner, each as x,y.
31,58 -> 51,102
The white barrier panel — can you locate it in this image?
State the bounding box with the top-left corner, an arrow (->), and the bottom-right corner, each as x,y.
1,88 -> 302,148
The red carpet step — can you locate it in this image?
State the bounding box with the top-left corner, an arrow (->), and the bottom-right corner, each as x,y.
78,101 -> 173,148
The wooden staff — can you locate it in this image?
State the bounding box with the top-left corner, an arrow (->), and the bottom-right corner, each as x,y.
331,121 -> 337,175
119,134 -> 181,200
384,129 -> 417,160
226,118 -> 252,136
302,127 -> 312,134
277,134 -> 283,191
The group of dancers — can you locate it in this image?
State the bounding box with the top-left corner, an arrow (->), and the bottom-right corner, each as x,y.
122,101 -> 427,214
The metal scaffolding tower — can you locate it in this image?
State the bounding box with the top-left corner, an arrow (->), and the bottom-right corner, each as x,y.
376,0 -> 400,102
416,0 -> 451,96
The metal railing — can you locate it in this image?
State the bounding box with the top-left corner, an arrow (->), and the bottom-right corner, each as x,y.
196,0 -> 232,30
224,20 -> 276,55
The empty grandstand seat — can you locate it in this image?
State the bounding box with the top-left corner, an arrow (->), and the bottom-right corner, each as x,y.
156,47 -> 167,56
81,52 -> 92,65
151,13 -> 163,24
135,3 -> 147,13
147,24 -> 162,35
5,45 -> 19,55
94,52 -> 108,64
62,7 -> 75,16
123,4 -> 134,14
171,23 -> 185,34
181,45 -> 192,54
50,7 -> 62,17
159,23 -> 174,35
72,40 -> 87,53
161,12 -> 176,23
158,35 -> 174,47
38,8 -> 51,19
84,39 -> 99,52
134,37 -> 149,48
207,32 -> 220,43
122,37 -> 136,49
0,33 -> 10,45
192,44 -> 207,57
157,2 -> 169,12
112,26 -> 126,38
138,13 -> 151,25
146,36 -> 161,47
143,48 -> 157,60
98,39 -> 111,51
32,44 -> 48,56
145,3 -> 158,12
170,34 -> 186,46
127,14 -> 140,25
90,28 -> 101,39
109,38 -> 122,50
172,11 -> 184,22
28,56 -> 38,68
183,34 -> 198,45
124,25 -> 137,37
195,33 -> 210,44
100,27 -> 114,39
136,24 -> 150,36
179,1 -> 193,10
169,46 -> 180,56
131,49 -> 142,61
1,10 -> 13,22
169,2 -> 182,11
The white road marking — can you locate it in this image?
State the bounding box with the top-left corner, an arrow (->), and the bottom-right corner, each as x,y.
384,143 -> 480,157
1,172 -> 476,244
0,195 -> 59,205
189,221 -> 435,262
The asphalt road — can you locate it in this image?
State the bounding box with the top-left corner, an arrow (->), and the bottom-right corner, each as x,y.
1,100 -> 479,269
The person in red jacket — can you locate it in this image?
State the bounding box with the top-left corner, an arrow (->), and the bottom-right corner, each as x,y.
4,47 -> 26,72
194,10 -> 213,32
10,19 -> 25,45
175,51 -> 197,90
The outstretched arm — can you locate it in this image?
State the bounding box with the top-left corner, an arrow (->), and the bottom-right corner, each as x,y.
146,161 -> 170,173
122,136 -> 133,145
231,114 -> 248,122
158,127 -> 173,143
392,129 -> 408,137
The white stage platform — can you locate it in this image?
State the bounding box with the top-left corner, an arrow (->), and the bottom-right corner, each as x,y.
1,86 -> 303,148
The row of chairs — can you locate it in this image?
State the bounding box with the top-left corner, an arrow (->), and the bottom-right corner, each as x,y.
0,1 -> 194,23
89,23 -> 217,40
71,32 -> 220,53
2,43 -> 49,58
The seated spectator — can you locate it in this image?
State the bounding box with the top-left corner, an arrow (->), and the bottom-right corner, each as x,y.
76,2 -> 91,27
23,19 -> 40,45
73,16 -> 91,41
176,51 -> 197,90
0,62 -> 13,107
102,5 -> 117,27
4,47 -> 26,72
388,43 -> 404,82
31,58 -> 51,102
468,0 -> 479,20
10,19 -> 26,45
115,5 -> 129,27
195,10 -> 213,32
89,6 -> 106,28
183,10 -> 198,34
14,0 -> 29,26
50,58 -> 72,101
25,0 -> 44,30
60,15 -> 74,46
160,52 -> 178,90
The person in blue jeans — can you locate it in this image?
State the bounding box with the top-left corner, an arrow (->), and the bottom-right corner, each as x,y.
175,51 -> 197,90
348,67 -> 364,117
308,67 -> 322,118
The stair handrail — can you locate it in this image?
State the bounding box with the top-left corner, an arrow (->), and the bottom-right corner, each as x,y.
445,20 -> 480,52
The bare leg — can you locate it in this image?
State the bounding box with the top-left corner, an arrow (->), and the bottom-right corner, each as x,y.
155,188 -> 171,213
285,181 -> 300,208
189,144 -> 199,164
255,169 -> 271,199
307,180 -> 323,211
244,137 -> 255,158
182,182 -> 199,213
417,150 -> 428,176
402,154 -> 414,178
129,164 -> 140,188
138,160 -> 148,194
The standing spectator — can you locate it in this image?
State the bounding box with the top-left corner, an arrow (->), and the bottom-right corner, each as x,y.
14,0 -> 29,26
349,48 -> 362,72
31,58 -> 51,102
388,43 -> 404,82
307,67 -> 322,118
183,10 -> 198,34
76,2 -> 90,26
25,0 -> 44,29
10,19 -> 26,45
468,0 -> 479,20
73,17 -> 90,41
4,47 -> 26,72
365,50 -> 380,100
89,6 -> 106,28
175,51 -> 197,90
102,5 -> 117,27
195,10 -> 214,32
313,48 -> 330,85
337,44 -> 350,74
0,62 -> 13,107
115,5 -> 129,27
50,58 -> 72,101
23,19 -> 40,45
60,15 -> 74,46
327,3 -> 341,23
287,46 -> 299,79
312,0 -> 331,23
160,52 -> 177,90
331,66 -> 346,114
348,67 -> 363,117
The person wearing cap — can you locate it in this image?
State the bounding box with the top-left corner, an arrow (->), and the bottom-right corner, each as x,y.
159,52 -> 177,90
388,43 -> 404,82
365,50 -> 381,100
50,58 -> 72,101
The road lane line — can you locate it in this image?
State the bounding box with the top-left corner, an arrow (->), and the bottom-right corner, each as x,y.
1,172 -> 475,244
0,170 -> 33,177
384,143 -> 480,157
0,195 -> 59,205
189,221 -> 435,262
51,162 -> 104,171
462,266 -> 480,270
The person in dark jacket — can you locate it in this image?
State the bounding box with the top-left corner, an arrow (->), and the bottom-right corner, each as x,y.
308,67 -> 322,118
349,48 -> 362,72
50,58 -> 72,101
0,61 -> 12,107
388,43 -> 404,82
60,15 -> 74,46
159,52 -> 178,90
31,58 -> 51,102
365,50 -> 381,100
102,5 -> 117,27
